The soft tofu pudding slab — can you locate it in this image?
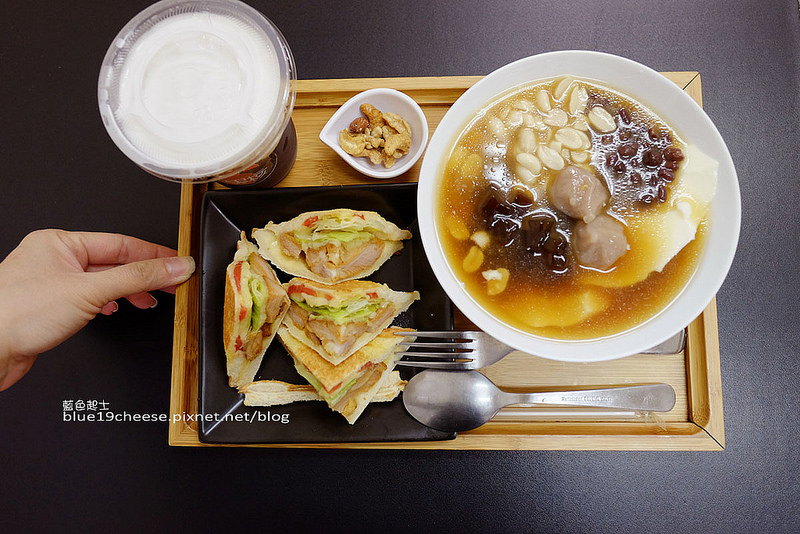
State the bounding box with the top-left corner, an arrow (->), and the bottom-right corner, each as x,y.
411,51 -> 739,361
437,75 -> 718,341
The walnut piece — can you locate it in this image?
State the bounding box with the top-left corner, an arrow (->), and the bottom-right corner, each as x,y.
349,117 -> 369,134
338,103 -> 413,169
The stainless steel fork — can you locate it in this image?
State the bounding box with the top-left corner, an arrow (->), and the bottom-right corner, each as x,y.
394,329 -> 686,370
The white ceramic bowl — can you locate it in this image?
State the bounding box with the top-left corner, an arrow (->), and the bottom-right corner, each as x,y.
319,88 -> 429,179
417,50 -> 741,362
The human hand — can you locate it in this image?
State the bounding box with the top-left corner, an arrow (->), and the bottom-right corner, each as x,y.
0,229 -> 195,391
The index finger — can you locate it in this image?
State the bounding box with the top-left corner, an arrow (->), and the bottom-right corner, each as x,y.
69,232 -> 178,267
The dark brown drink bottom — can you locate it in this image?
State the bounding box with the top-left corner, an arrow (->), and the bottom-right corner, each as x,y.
217,119 -> 298,189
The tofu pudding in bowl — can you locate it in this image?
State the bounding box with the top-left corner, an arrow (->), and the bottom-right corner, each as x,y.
417,51 -> 740,362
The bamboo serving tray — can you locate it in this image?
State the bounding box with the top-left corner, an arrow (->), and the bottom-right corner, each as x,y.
168,73 -> 724,450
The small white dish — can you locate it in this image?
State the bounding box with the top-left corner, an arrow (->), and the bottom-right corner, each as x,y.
319,88 -> 429,179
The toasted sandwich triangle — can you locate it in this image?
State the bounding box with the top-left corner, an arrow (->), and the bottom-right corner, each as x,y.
277,325 -> 413,424
282,277 -> 419,365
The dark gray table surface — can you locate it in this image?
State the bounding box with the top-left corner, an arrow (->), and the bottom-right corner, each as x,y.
1,1 -> 798,532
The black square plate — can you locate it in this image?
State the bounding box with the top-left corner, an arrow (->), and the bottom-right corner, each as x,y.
198,183 -> 455,443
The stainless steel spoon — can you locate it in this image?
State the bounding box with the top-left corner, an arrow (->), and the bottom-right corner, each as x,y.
403,370 -> 676,432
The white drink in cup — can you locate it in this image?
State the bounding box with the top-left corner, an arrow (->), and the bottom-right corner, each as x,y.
98,0 -> 297,187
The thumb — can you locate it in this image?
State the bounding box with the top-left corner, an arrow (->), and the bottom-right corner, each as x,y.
86,256 -> 195,304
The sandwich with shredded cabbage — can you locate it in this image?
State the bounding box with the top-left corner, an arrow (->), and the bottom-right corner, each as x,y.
223,233 -> 290,390
275,326 -> 413,424
282,277 -> 419,365
252,208 -> 412,284
241,371 -> 406,407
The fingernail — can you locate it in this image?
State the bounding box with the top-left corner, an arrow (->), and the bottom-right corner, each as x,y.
149,295 -> 159,309
166,256 -> 195,279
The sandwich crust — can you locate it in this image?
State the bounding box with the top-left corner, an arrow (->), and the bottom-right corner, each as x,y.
241,371 -> 405,407
222,269 -> 237,356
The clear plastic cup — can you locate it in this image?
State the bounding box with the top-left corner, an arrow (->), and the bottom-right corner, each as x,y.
98,0 -> 297,187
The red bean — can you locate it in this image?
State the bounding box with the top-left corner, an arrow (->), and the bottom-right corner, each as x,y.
618,142 -> 637,159
618,107 -> 631,124
664,147 -> 684,161
658,168 -> 675,182
642,148 -> 663,167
